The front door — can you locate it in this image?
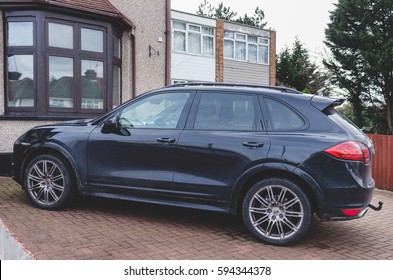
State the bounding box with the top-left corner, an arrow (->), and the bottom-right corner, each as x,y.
86,91 -> 192,198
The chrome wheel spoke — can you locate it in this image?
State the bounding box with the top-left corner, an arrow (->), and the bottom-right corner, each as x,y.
29,182 -> 44,191
35,187 -> 45,201
265,220 -> 275,237
277,188 -> 287,204
51,174 -> 63,183
282,216 -> 298,232
49,188 -> 60,202
253,214 -> 270,227
47,163 -> 57,177
250,206 -> 269,214
28,174 -> 43,184
33,164 -> 45,178
283,197 -> 299,208
254,193 -> 270,208
43,189 -> 50,204
285,210 -> 303,218
266,186 -> 275,204
276,220 -> 285,239
51,183 -> 64,192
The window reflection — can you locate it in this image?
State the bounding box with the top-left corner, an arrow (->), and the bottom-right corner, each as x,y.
49,56 -> 74,108
113,65 -> 121,108
81,28 -> 104,53
8,22 -> 33,46
113,36 -> 121,58
49,22 -> 73,49
81,60 -> 104,109
8,55 -> 34,107
194,93 -> 256,130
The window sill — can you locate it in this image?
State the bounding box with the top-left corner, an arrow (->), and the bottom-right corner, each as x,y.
0,115 -> 94,121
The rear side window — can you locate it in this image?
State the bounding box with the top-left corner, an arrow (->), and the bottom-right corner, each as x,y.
194,92 -> 257,130
264,98 -> 305,131
325,107 -> 363,136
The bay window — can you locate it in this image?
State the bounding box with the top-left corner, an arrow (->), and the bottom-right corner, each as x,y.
5,10 -> 122,117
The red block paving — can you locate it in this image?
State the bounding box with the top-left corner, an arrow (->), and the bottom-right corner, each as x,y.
1,176 -> 392,260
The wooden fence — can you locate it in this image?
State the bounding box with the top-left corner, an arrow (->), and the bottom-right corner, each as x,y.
367,134 -> 393,191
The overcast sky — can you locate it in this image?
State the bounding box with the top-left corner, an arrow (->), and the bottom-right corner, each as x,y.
172,0 -> 338,57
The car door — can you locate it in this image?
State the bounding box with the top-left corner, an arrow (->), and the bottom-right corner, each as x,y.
85,90 -> 193,198
173,91 -> 271,208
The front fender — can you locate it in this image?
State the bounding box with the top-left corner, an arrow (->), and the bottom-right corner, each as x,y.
20,142 -> 84,192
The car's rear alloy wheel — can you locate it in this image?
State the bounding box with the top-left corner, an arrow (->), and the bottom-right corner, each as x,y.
24,154 -> 74,210
243,178 -> 312,245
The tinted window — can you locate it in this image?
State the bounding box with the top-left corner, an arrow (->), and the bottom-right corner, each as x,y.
194,93 -> 256,130
48,22 -> 73,49
264,98 -> 305,130
8,22 -> 33,46
119,92 -> 190,129
326,107 -> 363,136
8,55 -> 34,107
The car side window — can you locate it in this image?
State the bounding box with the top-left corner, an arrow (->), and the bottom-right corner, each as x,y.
119,92 -> 190,128
264,98 -> 305,131
194,92 -> 256,130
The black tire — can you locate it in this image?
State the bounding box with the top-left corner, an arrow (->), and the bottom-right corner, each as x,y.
23,154 -> 74,210
242,178 -> 312,246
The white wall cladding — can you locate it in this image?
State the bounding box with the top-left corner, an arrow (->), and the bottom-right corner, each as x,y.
224,21 -> 271,38
172,53 -> 215,82
172,10 -> 216,27
224,60 -> 269,85
171,10 -> 216,82
223,21 -> 271,85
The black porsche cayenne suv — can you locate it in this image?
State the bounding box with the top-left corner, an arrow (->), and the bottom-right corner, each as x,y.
12,83 -> 378,245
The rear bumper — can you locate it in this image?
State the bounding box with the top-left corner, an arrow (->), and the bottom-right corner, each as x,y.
323,201 -> 383,221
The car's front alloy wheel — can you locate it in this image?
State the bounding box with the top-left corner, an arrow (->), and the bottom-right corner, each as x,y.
24,154 -> 74,210
242,178 -> 312,245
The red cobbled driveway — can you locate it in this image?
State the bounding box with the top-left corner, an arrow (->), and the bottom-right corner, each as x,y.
1,176 -> 392,260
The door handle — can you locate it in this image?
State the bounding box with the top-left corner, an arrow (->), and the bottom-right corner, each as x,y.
157,137 -> 176,143
242,142 -> 264,148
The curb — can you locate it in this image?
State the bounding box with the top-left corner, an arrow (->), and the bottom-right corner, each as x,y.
0,219 -> 35,260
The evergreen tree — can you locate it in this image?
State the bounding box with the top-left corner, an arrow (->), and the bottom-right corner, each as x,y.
276,38 -> 325,93
197,0 -> 237,20
324,0 -> 393,134
197,1 -> 266,28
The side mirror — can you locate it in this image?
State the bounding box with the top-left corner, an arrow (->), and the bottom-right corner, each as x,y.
101,114 -> 119,134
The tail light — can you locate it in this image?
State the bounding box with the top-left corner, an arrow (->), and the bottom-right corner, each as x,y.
324,141 -> 370,164
342,208 -> 363,216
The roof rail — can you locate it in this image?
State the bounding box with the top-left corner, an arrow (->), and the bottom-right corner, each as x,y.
166,82 -> 301,94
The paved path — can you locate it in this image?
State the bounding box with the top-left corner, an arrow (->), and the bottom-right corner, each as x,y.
1,176 -> 392,260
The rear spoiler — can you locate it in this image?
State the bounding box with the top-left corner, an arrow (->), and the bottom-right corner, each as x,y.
310,95 -> 345,111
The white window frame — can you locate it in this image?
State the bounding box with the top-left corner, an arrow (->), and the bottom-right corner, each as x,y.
172,20 -> 187,53
172,20 -> 215,57
224,31 -> 270,65
257,37 -> 270,64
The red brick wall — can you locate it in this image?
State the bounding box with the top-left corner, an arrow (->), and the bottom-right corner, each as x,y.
215,19 -> 224,82
269,30 -> 277,86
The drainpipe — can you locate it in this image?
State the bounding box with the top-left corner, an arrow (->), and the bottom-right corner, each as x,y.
165,0 -> 171,85
130,28 -> 136,98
